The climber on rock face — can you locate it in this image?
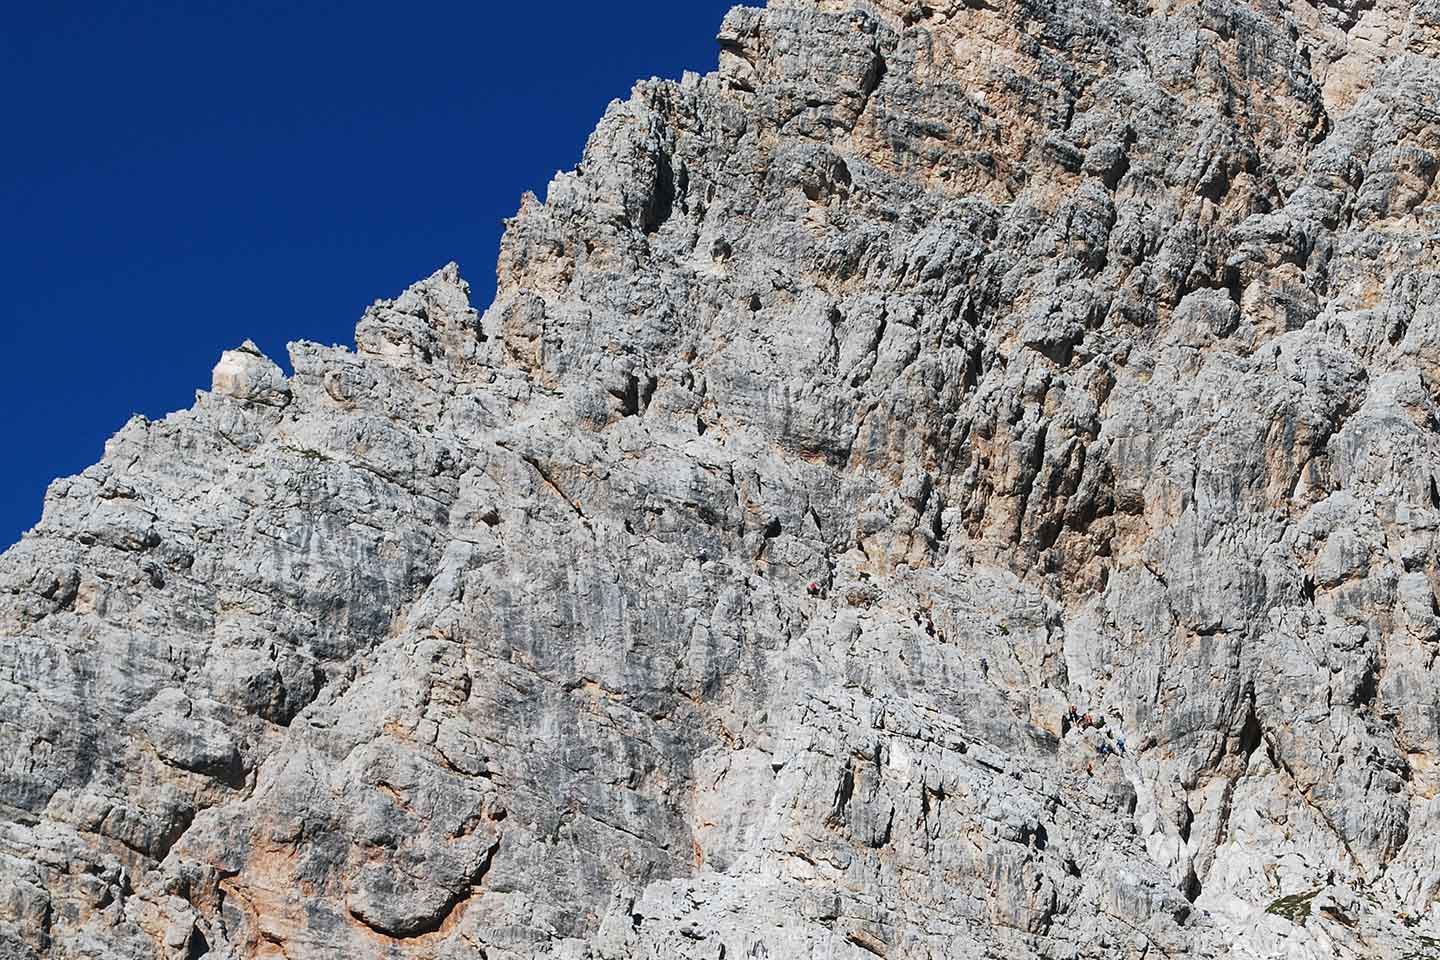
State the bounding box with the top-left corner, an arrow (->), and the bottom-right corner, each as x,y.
807,581 -> 820,596
979,656 -> 989,678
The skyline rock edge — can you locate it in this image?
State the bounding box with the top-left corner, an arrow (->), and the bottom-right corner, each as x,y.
7,1 -> 1440,957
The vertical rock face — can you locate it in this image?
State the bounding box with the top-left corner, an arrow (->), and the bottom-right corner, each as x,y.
6,1 -> 1440,957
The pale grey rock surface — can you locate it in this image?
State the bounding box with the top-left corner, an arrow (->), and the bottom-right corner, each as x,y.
6,1 -> 1440,958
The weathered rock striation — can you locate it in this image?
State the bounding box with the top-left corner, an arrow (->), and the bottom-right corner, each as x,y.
7,1 -> 1440,957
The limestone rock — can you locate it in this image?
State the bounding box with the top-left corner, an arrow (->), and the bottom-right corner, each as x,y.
7,2 -> 1440,959
210,340 -> 289,406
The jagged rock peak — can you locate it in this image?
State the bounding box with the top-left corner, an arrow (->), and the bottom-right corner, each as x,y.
6,1 -> 1440,958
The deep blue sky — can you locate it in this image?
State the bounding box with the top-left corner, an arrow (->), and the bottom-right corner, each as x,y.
1,1 -> 748,549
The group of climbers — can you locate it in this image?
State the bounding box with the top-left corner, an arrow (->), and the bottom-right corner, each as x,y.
1067,704 -> 1106,732
806,586 -> 990,677
910,608 -> 947,643
1066,703 -> 1126,770
800,576 -> 1133,771
803,585 -> 993,677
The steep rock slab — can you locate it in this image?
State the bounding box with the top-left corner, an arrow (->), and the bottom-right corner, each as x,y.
6,2 -> 1440,959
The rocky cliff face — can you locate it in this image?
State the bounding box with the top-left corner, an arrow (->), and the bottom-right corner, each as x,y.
6,1 -> 1440,957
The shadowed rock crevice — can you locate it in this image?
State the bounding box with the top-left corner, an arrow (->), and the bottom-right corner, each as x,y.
350,839 -> 502,940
